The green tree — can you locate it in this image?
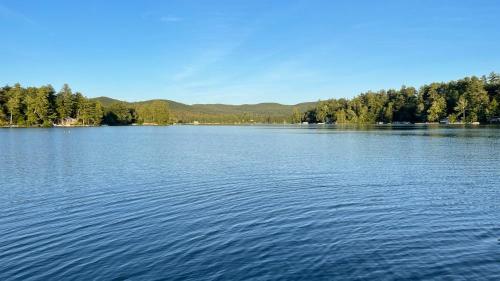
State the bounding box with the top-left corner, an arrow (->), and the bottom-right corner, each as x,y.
486,98 -> 499,120
335,109 -> 347,124
79,100 -> 103,125
426,85 -> 447,122
0,87 -> 6,124
104,102 -> 133,125
56,84 -> 74,121
383,102 -> 393,123
427,96 -> 446,122
25,86 -> 53,126
291,107 -> 302,123
315,101 -> 328,123
25,87 -> 39,126
463,77 -> 489,122
149,100 -> 170,124
487,72 -> 500,84
6,84 -> 24,125
92,101 -> 103,125
134,101 -> 170,125
346,108 -> 358,123
74,92 -> 86,123
454,96 -> 468,122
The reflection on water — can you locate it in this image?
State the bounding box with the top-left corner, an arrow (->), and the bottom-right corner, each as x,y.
1,126 -> 499,280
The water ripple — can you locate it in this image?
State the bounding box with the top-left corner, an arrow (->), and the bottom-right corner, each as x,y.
0,126 -> 499,280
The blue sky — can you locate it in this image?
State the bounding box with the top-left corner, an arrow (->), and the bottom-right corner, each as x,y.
1,0 -> 499,104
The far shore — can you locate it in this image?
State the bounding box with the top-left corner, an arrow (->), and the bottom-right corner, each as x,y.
3,122 -> 499,129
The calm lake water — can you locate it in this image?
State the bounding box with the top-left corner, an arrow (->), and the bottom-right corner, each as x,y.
1,125 -> 499,280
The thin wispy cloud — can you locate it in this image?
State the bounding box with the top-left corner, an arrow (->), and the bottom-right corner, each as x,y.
160,15 -> 182,22
169,48 -> 232,82
169,26 -> 255,82
0,4 -> 36,25
140,12 -> 182,23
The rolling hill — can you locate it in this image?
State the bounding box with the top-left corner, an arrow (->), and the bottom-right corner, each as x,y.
91,97 -> 317,123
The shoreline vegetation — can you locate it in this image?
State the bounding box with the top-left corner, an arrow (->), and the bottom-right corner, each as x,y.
1,72 -> 499,127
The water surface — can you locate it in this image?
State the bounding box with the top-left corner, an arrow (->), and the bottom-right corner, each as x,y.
1,125 -> 499,280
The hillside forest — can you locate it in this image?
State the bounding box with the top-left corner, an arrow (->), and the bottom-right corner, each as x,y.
1,73 -> 499,126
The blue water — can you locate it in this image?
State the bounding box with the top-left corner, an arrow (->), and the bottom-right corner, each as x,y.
1,125 -> 499,280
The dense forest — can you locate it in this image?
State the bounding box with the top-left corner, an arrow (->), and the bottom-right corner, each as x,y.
1,73 -> 500,127
93,97 -> 315,124
0,84 -> 103,127
101,100 -> 170,126
300,73 -> 500,124
0,84 -> 170,126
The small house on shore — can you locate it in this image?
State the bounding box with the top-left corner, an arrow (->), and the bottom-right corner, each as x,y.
55,117 -> 77,126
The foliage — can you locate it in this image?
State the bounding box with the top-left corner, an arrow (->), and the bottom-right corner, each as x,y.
300,73 -> 500,124
291,107 -> 302,124
103,102 -> 134,125
0,84 -> 172,126
134,100 -> 170,125
2,73 -> 499,126
92,97 -> 315,124
0,84 -> 101,126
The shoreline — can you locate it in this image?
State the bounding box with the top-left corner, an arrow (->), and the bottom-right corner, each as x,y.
2,123 -> 498,128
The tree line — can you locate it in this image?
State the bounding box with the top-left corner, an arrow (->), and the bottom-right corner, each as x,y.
2,73 -> 499,127
102,100 -> 170,125
172,111 -> 290,124
0,84 -> 170,126
295,73 -> 500,124
0,83 -> 103,127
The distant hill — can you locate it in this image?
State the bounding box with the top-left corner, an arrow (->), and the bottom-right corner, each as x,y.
92,96 -> 123,107
91,97 -> 317,123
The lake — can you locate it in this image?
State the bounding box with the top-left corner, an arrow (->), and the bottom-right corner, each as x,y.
1,125 -> 499,280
